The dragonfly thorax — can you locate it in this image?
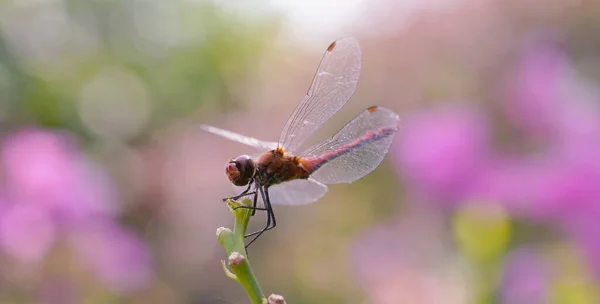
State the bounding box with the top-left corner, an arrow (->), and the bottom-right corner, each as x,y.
254,148 -> 310,187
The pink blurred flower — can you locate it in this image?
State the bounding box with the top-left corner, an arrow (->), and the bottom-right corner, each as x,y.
0,203 -> 56,263
467,156 -> 549,218
392,106 -> 489,204
538,163 -> 600,220
56,160 -> 119,226
0,127 -> 151,294
469,157 -> 600,222
2,129 -> 77,208
500,248 -> 549,304
551,78 -> 600,168
507,37 -> 566,137
1,128 -> 118,224
70,219 -> 152,293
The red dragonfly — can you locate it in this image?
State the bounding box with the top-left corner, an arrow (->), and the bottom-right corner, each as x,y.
201,37 -> 399,248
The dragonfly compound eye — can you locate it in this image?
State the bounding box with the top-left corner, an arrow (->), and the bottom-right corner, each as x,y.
225,155 -> 256,186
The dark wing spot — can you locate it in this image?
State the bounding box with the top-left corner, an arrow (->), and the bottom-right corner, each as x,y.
367,106 -> 379,113
327,41 -> 337,52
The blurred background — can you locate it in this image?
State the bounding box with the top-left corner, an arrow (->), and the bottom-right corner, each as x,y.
0,0 -> 599,303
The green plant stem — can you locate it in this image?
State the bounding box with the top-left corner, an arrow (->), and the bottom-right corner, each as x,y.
217,198 -> 265,304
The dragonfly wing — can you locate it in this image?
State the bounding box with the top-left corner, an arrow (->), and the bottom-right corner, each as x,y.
268,178 -> 328,206
279,37 -> 362,153
200,124 -> 278,151
300,106 -> 399,184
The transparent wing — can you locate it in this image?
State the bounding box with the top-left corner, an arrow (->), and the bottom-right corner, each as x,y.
268,178 -> 328,206
300,106 -> 399,184
200,124 -> 277,151
279,37 -> 361,153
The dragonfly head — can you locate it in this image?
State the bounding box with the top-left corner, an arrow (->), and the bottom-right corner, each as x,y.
225,155 -> 256,186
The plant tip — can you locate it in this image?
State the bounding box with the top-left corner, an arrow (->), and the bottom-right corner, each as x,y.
228,251 -> 246,266
267,294 -> 286,304
216,227 -> 231,237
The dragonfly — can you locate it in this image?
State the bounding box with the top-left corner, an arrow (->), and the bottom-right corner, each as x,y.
201,37 -> 400,248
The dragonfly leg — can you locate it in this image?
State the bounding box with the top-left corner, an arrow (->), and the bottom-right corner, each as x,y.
232,205 -> 268,211
251,182 -> 259,216
244,187 -> 276,249
222,180 -> 254,202
231,186 -> 268,212
264,187 -> 276,229
226,191 -> 263,213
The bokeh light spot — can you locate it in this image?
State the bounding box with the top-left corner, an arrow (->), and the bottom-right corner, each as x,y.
453,202 -> 511,263
78,67 -> 152,140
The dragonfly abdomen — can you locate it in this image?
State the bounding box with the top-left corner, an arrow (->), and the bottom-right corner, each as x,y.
301,126 -> 397,173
